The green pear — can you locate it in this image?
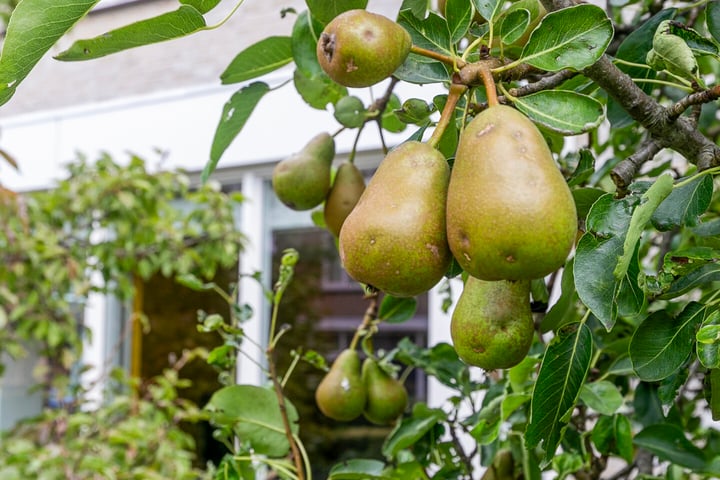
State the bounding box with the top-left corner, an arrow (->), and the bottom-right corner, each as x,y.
324,162 -> 366,237
339,141 -> 452,297
272,132 -> 335,211
446,105 -> 577,281
317,9 -> 411,88
315,349 -> 366,422
362,357 -> 408,425
451,276 -> 534,370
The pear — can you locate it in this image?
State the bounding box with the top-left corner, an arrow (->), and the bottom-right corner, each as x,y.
446,105 -> 577,281
272,132 -> 335,211
339,141 -> 452,297
315,349 -> 366,422
317,10 -> 411,88
362,357 -> 408,425
324,162 -> 366,237
451,276 -> 534,370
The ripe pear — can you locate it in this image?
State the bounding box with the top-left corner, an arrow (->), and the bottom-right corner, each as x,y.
317,10 -> 412,88
446,105 -> 577,281
272,132 -> 335,211
324,162 -> 366,237
451,276 -> 534,370
339,141 -> 452,297
362,358 -> 408,425
315,349 -> 366,422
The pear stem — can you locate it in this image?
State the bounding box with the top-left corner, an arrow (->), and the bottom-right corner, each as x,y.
349,292 -> 379,351
410,44 -> 466,69
478,64 -> 499,108
427,83 -> 468,149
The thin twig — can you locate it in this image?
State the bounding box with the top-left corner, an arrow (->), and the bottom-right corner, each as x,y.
610,139 -> 662,195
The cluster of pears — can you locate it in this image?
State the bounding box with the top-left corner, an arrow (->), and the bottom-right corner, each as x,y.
271,132 -> 366,237
338,104 -> 577,370
315,348 -> 408,425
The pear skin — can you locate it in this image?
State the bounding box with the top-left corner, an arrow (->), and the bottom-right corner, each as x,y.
339,141 -> 452,297
451,276 -> 534,370
324,162 -> 366,237
446,105 -> 577,281
315,349 -> 366,421
362,358 -> 408,425
317,10 -> 411,88
272,132 -> 335,211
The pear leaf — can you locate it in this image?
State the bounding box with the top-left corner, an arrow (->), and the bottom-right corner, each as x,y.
511,90 -> 604,135
520,4 -> 613,72
220,36 -> 293,84
56,5 -> 206,61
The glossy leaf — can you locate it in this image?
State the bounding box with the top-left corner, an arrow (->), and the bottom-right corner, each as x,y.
512,90 -> 604,135
708,1 -> 720,44
382,403 -> 446,457
305,0 -> 369,24
328,459 -> 388,480
500,8 -> 531,45
205,385 -> 299,457
567,149 -> 596,187
591,414 -> 633,462
659,263 -> 720,299
378,295 -> 417,324
664,20 -> 719,56
293,68 -> 347,110
471,393 -> 530,445
394,54 -> 450,84
651,174 -> 714,231
398,10 -> 453,56
579,380 -> 624,415
520,4 -> 613,72
56,6 -> 206,61
472,0 -> 502,22
204,82 -> 270,182
526,323 -> 592,463
180,0 -> 221,14
292,11 -> 323,76
646,20 -> 699,80
220,36 -> 293,84
0,0 -> 100,107
446,0 -> 473,43
698,309 -> 720,369
540,259 -> 578,333
634,424 -> 707,470
630,302 -> 704,381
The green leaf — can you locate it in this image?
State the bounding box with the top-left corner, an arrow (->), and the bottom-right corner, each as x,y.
446,0 -> 473,43
0,0 -> 100,107
204,82 -> 270,182
180,0 -> 221,14
659,262 -> 720,299
220,36 -> 293,84
646,20 -> 699,81
525,323 -> 592,463
292,11 -> 323,76
394,54 -> 450,84
382,403 -> 446,457
328,459 -> 389,480
664,20 -> 719,57
697,309 -> 720,369
55,6 -> 206,61
651,174 -> 714,231
567,149 -> 596,187
630,302 -> 705,381
541,259 -> 578,333
398,10 -> 453,56
305,0 -> 369,25
707,1 -> 720,44
520,4 -> 613,72
205,385 -> 298,457
378,295 -> 417,324
293,68 -> 347,109
572,187 -> 605,220
579,380 -> 624,415
499,8 -> 531,45
334,96 -> 367,128
591,414 -> 633,462
472,0 -> 502,22
634,424 -> 707,470
511,90 -> 604,135
614,174 -> 673,280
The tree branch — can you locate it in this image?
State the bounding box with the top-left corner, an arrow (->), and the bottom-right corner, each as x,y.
610,139 -> 662,195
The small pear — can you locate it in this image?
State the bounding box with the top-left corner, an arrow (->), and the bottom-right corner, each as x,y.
339,141 -> 452,297
317,10 -> 411,88
362,357 -> 408,425
272,132 -> 335,211
451,276 -> 534,370
315,349 -> 366,421
324,162 -> 366,237
446,105 -> 577,281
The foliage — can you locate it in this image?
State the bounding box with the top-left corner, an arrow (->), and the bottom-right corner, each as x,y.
0,366 -> 211,480
2,0 -> 720,479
